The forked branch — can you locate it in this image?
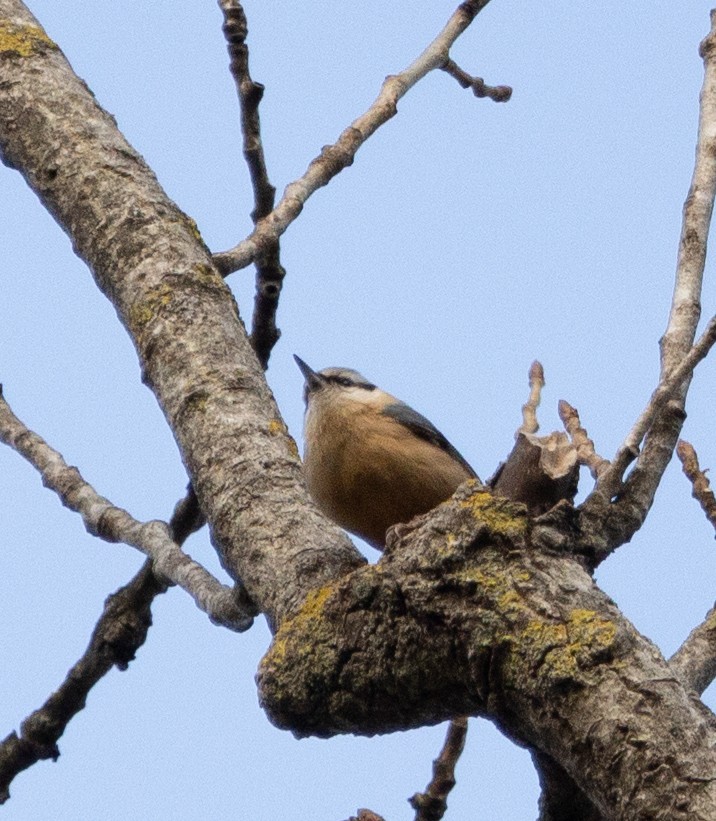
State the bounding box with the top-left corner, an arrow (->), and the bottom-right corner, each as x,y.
578,10 -> 716,556
213,0 -> 503,275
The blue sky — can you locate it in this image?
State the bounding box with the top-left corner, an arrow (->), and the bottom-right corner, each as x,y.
1,2 -> 714,819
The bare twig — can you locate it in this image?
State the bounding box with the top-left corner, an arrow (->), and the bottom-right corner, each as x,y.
582,10 -> 716,531
558,400 -> 610,481
669,603 -> 716,695
344,811 -> 386,821
0,560 -> 163,803
218,0 -> 285,368
213,0 -> 497,275
409,717 -> 468,821
677,440 -> 716,535
441,57 -> 512,102
0,477 -> 251,804
0,388 -> 253,632
593,314 -> 716,501
520,360 -> 545,435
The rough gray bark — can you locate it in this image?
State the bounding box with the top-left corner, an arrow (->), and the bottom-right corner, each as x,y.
2,2 -> 716,819
258,486 -> 716,819
0,0 -> 364,629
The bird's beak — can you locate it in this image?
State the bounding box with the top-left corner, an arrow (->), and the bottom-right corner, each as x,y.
293,355 -> 325,393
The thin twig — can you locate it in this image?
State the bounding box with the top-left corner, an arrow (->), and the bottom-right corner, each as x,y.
0,560 -> 163,803
212,0 -> 497,276
669,603 -> 716,695
441,57 -> 512,101
520,360 -> 544,435
0,477 -> 250,804
677,439 -> 716,535
218,0 -> 285,368
558,400 -> 611,481
594,314 -> 716,500
0,388 -> 253,632
409,717 -> 468,821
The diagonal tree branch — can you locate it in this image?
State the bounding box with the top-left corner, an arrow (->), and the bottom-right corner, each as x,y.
558,400 -> 610,481
218,0 -> 285,369
0,559 -> 165,804
594,316 -> 716,499
0,0 -> 365,630
0,387 -> 253,632
577,11 -> 716,559
212,0 -> 501,276
669,603 -> 716,696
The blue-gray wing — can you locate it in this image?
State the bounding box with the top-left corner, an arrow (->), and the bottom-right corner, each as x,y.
382,402 -> 477,478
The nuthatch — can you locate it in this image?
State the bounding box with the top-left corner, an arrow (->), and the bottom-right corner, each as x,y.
294,355 -> 479,550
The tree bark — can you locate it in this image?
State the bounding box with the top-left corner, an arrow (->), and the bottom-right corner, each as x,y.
2,4 -> 716,819
0,0 -> 364,629
258,487 -> 716,820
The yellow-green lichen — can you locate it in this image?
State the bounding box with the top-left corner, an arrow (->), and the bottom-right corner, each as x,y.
460,490 -> 528,539
0,23 -> 56,57
128,283 -> 174,333
521,608 -> 617,682
262,585 -> 335,671
186,217 -> 204,245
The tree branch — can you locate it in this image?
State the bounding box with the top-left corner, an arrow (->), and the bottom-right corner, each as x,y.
0,387 -> 253,631
669,604 -> 716,695
217,0 -> 285,369
0,560 -> 165,804
595,315 -> 716,499
532,751 -> 604,821
519,360 -> 544,435
409,716 -> 468,821
258,485 -> 716,819
558,400 -> 610,481
212,0 -> 498,276
0,0 -> 364,629
577,10 -> 716,557
677,439 -> 716,534
491,363 -> 579,515
441,58 -> 512,102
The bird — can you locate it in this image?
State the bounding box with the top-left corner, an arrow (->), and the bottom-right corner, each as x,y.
294,355 -> 479,550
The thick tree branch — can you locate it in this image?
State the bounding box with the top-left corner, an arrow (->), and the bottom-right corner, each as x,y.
0,0 -> 364,629
0,388 -> 252,631
258,485 -> 716,819
212,0 -> 498,276
532,751 -> 604,821
218,0 -> 285,369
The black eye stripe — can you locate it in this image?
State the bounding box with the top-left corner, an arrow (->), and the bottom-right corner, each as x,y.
324,375 -> 376,390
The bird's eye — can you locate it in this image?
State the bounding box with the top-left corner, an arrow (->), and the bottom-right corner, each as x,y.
336,377 -> 354,388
